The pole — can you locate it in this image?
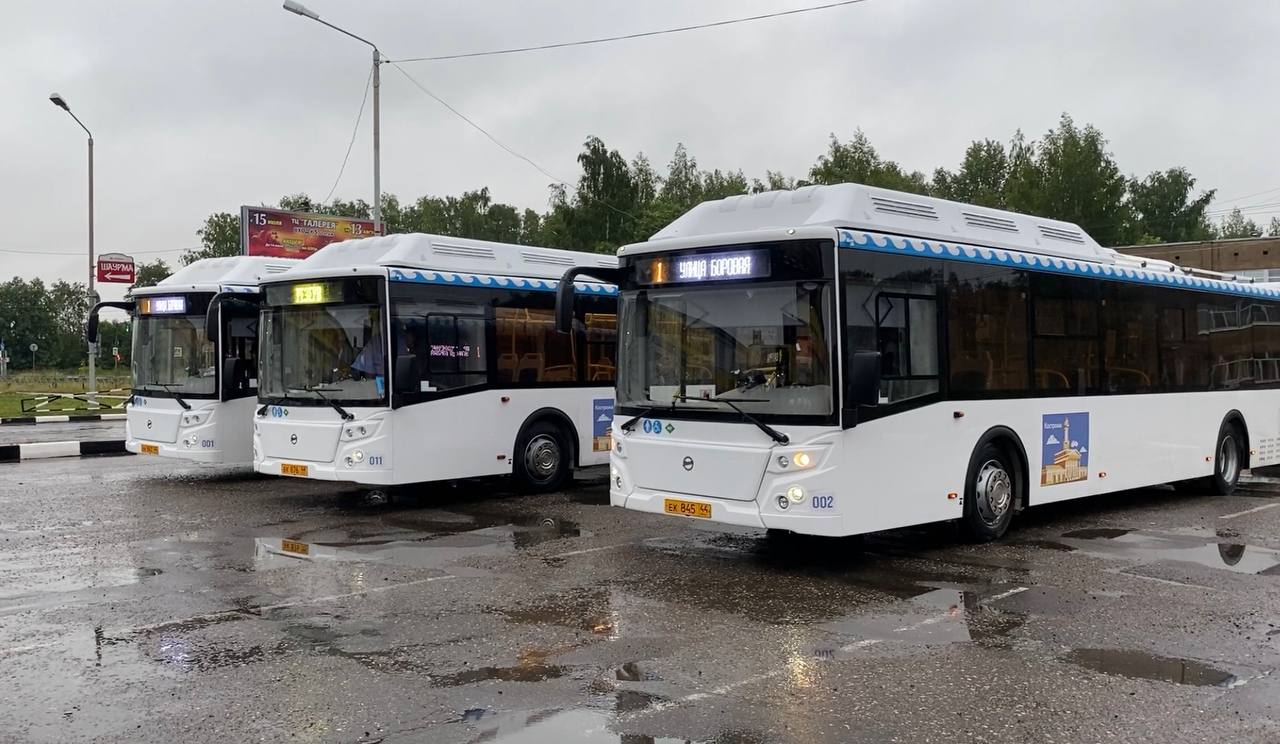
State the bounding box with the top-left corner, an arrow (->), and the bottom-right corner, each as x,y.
87,135 -> 97,393
372,48 -> 381,233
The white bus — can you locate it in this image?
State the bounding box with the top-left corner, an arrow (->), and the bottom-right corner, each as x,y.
88,256 -> 296,463
251,233 -> 618,491
555,183 -> 1280,540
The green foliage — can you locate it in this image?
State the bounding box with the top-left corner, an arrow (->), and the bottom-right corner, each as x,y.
1127,168 -> 1215,244
1270,217 -> 1280,238
0,277 -> 111,369
182,211 -> 241,264
187,113 -> 1232,257
1217,208 -> 1263,239
131,259 -> 172,290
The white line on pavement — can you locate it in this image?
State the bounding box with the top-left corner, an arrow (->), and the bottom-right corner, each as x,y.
1219,502 -> 1280,520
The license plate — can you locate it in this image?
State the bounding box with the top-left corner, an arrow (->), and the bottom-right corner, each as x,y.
281,462 -> 309,477
140,444 -> 159,455
663,498 -> 712,519
280,538 -> 310,556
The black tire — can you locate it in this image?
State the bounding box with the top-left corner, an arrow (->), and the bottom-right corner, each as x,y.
1206,421 -> 1244,496
513,421 -> 571,493
962,442 -> 1017,541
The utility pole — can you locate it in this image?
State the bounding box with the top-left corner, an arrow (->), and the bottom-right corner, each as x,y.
49,92 -> 98,392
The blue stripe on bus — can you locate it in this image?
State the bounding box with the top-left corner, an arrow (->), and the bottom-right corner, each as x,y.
389,269 -> 618,296
837,229 -> 1280,301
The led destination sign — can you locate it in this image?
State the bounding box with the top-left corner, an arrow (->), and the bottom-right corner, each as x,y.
639,249 -> 771,285
138,296 -> 187,315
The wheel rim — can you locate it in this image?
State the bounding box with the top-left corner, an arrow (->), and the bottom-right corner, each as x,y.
974,458 -> 1013,527
1219,434 -> 1240,485
525,434 -> 561,483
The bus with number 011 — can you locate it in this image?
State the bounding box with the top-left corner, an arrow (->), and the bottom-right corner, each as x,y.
88,256 -> 297,463
554,183 -> 1280,540
244,233 -> 619,491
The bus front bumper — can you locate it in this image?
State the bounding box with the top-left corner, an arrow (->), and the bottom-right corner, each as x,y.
127,437 -> 229,464
616,486 -> 849,537
256,456 -> 398,485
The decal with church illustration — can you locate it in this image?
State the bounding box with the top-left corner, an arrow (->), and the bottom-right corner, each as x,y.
1041,412 -> 1089,486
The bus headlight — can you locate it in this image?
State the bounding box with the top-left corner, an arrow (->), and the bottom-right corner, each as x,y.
611,467 -> 622,489
341,423 -> 379,441
786,485 -> 806,504
352,449 -> 365,463
776,494 -> 790,510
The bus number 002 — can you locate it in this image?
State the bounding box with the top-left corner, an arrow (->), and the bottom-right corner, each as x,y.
811,495 -> 834,509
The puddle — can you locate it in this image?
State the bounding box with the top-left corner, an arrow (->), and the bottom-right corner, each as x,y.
454,705 -> 742,744
1062,648 -> 1238,687
432,662 -> 567,687
1060,529 -> 1280,575
254,515 -> 586,570
1010,539 -> 1077,552
815,587 -> 1025,650
500,588 -> 618,635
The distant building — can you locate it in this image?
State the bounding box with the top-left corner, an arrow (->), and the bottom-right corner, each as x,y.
1122,236 -> 1280,281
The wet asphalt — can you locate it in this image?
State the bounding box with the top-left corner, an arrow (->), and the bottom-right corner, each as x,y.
1,455 -> 1279,743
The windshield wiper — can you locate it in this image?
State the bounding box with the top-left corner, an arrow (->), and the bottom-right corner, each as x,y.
288,385 -> 354,421
672,394 -> 790,445
619,405 -> 662,433
147,383 -> 191,410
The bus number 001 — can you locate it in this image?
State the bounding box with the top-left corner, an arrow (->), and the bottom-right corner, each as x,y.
811,495 -> 834,509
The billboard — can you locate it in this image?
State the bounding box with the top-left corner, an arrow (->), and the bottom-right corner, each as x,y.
240,206 -> 378,258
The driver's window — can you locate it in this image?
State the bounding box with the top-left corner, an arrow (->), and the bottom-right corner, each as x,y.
843,255 -> 942,405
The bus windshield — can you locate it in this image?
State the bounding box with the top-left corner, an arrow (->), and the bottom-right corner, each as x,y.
132,314 -> 217,397
618,280 -> 834,417
260,303 -> 386,404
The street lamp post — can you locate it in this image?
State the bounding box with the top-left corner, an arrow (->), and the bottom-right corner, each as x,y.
49,92 -> 97,392
283,0 -> 382,233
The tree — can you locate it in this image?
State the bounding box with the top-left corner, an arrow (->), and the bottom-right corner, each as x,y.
182,212 -> 240,264
809,131 -> 928,194
932,140 -> 1009,207
1127,168 -> 1215,244
131,259 -> 172,290
1006,115 -> 1133,246
1218,208 -> 1262,239
1270,217 -> 1280,238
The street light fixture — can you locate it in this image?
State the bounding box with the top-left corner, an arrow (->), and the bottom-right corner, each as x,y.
282,1 -> 382,233
49,92 -> 98,392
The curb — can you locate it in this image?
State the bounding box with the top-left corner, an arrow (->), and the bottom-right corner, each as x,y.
0,440 -> 130,463
0,413 -> 127,426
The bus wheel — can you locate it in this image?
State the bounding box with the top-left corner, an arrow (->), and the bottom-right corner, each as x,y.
963,443 -> 1016,541
514,421 -> 571,493
1207,422 -> 1244,496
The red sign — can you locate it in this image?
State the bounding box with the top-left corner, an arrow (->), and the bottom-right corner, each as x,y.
96,253 -> 135,283
241,206 -> 378,258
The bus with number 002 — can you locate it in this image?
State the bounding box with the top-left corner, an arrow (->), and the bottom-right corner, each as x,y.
554,183 -> 1280,540
247,233 -> 618,491
88,256 -> 297,463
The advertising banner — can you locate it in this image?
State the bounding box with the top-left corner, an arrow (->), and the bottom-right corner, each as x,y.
241,206 -> 378,258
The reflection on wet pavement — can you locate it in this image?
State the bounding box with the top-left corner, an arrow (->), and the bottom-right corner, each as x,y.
1063,648 -> 1238,687
1060,528 -> 1280,574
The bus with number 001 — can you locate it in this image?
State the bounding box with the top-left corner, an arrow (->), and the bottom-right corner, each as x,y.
554,183 -> 1280,540
88,256 -> 298,463
246,233 -> 618,491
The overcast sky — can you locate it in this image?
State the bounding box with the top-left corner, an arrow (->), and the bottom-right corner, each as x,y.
4,0 -> 1279,302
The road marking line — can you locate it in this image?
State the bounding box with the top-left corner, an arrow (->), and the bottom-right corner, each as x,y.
1219,502 -> 1280,520
550,543 -> 634,558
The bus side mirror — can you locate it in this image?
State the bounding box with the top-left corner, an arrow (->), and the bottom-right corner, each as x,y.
393,354 -> 419,394
846,351 -> 881,407
221,357 -> 245,398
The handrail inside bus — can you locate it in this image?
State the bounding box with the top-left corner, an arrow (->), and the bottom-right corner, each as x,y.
205,291 -> 262,345
87,300 -> 135,344
554,266 -> 623,333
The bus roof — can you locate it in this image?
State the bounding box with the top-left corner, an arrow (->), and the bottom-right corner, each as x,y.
132,256 -> 297,296
640,183 -> 1117,264
275,233 -> 617,281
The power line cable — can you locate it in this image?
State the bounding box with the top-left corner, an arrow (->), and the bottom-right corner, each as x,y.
389,0 -> 871,63
1212,184 -> 1280,206
323,65 -> 374,204
389,62 -> 567,186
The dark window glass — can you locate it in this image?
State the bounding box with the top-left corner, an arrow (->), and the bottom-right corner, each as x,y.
1032,274 -> 1099,394
392,292 -> 487,394
1103,285 -> 1159,393
584,306 -> 617,383
946,264 -> 1029,393
842,252 -> 943,404
495,307 -> 577,383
